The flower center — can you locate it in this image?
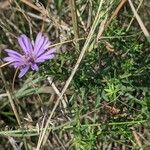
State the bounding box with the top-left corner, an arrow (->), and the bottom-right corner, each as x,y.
23,54 -> 35,65
28,57 -> 35,63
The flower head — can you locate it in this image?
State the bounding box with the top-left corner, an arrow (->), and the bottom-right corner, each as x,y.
3,32 -> 56,78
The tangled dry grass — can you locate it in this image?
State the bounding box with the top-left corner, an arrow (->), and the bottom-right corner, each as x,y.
0,0 -> 150,149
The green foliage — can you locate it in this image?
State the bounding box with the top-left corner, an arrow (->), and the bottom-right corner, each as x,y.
38,18 -> 150,148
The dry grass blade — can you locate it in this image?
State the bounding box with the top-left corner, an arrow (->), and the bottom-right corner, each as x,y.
0,0 -> 11,9
128,0 -> 150,43
0,93 -> 8,99
131,127 -> 143,149
126,0 -> 144,31
0,62 -> 11,68
70,0 -> 79,50
20,0 -> 42,13
8,137 -> 23,150
0,66 -> 21,127
47,77 -> 67,108
41,77 -> 68,146
6,91 -> 22,127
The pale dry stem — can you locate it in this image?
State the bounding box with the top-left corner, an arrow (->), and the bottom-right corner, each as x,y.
36,0 -> 105,149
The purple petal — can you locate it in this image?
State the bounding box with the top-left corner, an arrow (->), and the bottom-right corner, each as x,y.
31,63 -> 39,71
34,33 -> 45,54
5,49 -> 22,57
6,54 -> 22,60
43,48 -> 56,56
34,32 -> 42,50
18,35 -> 33,54
36,37 -> 51,57
36,48 -> 56,61
35,54 -> 55,63
34,33 -> 52,57
18,66 -> 30,78
11,62 -> 23,68
4,50 -> 23,62
35,48 -> 56,63
3,57 -> 22,62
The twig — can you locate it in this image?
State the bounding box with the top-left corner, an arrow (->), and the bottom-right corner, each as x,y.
105,0 -> 127,28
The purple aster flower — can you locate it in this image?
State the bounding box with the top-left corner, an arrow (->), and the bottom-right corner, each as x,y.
3,32 -> 56,78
